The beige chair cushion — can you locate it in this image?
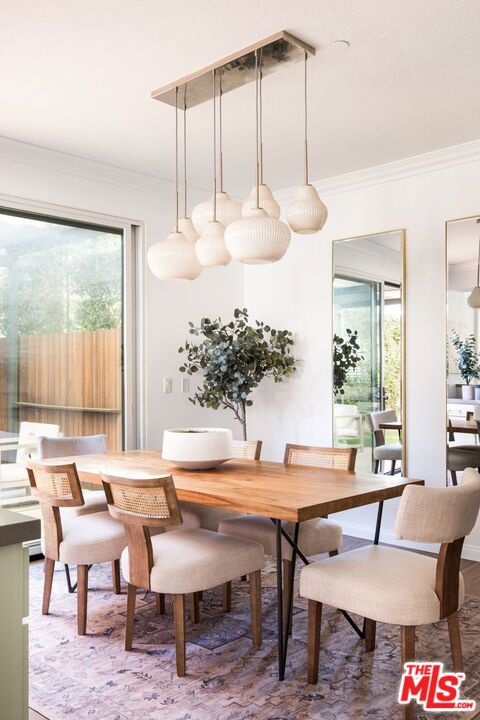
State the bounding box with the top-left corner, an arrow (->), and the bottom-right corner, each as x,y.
121,528 -> 264,594
218,514 -> 342,559
373,443 -> 402,461
299,545 -> 465,626
447,446 -> 480,472
41,511 -> 127,565
67,491 -> 108,517
179,501 -> 240,532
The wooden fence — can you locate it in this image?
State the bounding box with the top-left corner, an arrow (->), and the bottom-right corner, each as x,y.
0,328 -> 122,451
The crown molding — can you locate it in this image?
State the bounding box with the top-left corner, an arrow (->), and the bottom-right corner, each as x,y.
274,138 -> 480,206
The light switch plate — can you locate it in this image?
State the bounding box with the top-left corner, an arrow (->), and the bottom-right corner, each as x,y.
163,378 -> 173,394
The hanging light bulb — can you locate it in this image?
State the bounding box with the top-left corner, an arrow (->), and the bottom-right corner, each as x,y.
196,70 -> 231,267
225,50 -> 290,264
468,219 -> 480,308
176,88 -> 199,243
192,70 -> 241,236
286,51 -> 328,235
241,63 -> 280,219
147,87 -> 202,281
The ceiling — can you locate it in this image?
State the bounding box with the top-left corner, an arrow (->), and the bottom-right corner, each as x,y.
1,1 -> 480,197
448,217 -> 480,266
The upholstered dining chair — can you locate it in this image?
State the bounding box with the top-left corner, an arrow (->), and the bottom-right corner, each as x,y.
367,410 -> 403,474
447,444 -> 480,486
218,445 -> 356,631
28,461 -> 127,635
101,472 -> 265,677
300,468 -> 480,720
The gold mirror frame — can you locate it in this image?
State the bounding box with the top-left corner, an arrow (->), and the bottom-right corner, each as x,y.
331,229 -> 407,475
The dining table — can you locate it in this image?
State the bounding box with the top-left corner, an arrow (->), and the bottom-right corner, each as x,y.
381,419 -> 479,437
51,449 -> 424,681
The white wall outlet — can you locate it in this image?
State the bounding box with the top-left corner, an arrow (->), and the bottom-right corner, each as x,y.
163,378 -> 173,394
181,377 -> 189,393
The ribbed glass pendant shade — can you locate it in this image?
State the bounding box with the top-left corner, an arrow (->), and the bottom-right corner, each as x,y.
286,184 -> 328,234
468,287 -> 480,308
192,192 -> 241,234
177,217 -> 199,243
147,231 -> 202,281
241,183 -> 280,219
196,220 -> 231,267
225,207 -> 290,264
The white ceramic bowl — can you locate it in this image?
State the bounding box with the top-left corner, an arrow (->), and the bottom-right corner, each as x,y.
162,428 -> 233,470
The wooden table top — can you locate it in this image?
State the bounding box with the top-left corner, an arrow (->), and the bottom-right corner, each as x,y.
48,450 -> 424,523
379,421 -> 402,431
381,419 -> 479,436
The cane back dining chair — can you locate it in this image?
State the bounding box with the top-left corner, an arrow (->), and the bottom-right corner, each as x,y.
101,472 -> 265,677
218,445 -> 356,631
300,468 -> 480,720
28,461 -> 127,634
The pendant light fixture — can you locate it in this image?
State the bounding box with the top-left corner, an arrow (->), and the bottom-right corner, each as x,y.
241,57 -> 280,219
468,219 -> 480,308
225,51 -> 290,264
192,71 -> 241,236
195,70 -> 231,267
177,89 -> 199,243
286,51 -> 328,234
147,87 -> 202,281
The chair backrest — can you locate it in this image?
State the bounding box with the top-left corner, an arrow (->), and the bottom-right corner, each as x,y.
334,404 -> 359,431
395,468 -> 480,617
101,473 -> 182,589
232,440 -> 263,461
366,410 -> 397,447
284,444 -> 357,471
17,421 -> 60,465
37,434 -> 107,460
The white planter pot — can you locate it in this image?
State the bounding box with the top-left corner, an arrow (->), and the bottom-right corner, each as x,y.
461,384 -> 475,400
162,428 -> 233,470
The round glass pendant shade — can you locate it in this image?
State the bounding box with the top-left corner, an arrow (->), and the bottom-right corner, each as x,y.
286,184 -> 328,234
225,207 -> 291,264
196,220 -> 231,267
147,231 -> 202,281
241,183 -> 280,219
468,286 -> 480,308
192,192 -> 241,235
177,217 -> 199,243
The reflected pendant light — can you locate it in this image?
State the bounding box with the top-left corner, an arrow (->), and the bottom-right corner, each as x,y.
177,90 -> 199,243
192,71 -> 241,235
147,87 -> 202,281
241,61 -> 280,219
195,70 -> 231,267
286,51 -> 328,234
468,219 -> 480,308
225,51 -> 290,264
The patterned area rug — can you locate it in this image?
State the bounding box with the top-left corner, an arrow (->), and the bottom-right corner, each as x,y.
28,560 -> 480,720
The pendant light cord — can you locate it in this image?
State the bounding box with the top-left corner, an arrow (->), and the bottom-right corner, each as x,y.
477,218 -> 480,287
219,70 -> 223,193
175,86 -> 179,232
212,69 -> 217,221
304,50 -> 309,186
259,53 -> 263,185
183,86 -> 188,219
255,49 -> 260,209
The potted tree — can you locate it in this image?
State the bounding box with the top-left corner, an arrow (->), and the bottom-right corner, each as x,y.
450,331 -> 479,400
179,308 -> 297,440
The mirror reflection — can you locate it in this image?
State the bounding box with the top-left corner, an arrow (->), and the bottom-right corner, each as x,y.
446,216 -> 480,485
332,230 -> 405,474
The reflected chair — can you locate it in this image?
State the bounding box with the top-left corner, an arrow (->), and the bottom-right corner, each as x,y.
101,473 -> 265,677
300,468 -> 480,720
218,445 -> 356,632
367,410 -> 402,474
333,404 -> 363,450
28,461 -> 127,634
447,444 -> 480,486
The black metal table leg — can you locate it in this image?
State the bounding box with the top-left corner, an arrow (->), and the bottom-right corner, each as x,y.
275,519 -> 285,680
282,522 -> 299,671
374,501 -> 384,545
65,564 -> 76,593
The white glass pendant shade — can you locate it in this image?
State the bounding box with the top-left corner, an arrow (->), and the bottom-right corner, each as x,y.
286,184 -> 328,234
468,286 -> 480,308
192,192 -> 241,234
241,183 -> 280,219
196,220 -> 231,267
177,217 -> 199,243
147,231 -> 202,281
225,207 -> 291,264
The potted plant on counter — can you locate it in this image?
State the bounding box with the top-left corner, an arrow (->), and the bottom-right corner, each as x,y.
450,331 -> 479,400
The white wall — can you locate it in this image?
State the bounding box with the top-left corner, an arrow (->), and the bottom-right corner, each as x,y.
0,137 -> 244,446
244,139 -> 480,560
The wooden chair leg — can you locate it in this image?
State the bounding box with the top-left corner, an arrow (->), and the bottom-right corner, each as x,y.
283,559 -> 293,636
249,570 -> 262,647
42,558 -> 55,615
156,593 -> 165,615
222,582 -> 232,613
447,611 -> 463,672
329,549 -> 339,557
77,565 -> 89,636
125,583 -> 136,650
112,559 -> 121,594
173,594 -> 186,677
364,618 -> 376,651
307,600 -> 322,684
189,592 -> 200,623
451,470 -> 458,486
401,625 -> 415,720
391,460 -> 396,476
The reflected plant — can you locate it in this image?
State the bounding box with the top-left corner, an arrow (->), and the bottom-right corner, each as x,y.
333,329 -> 364,396
450,331 -> 479,385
